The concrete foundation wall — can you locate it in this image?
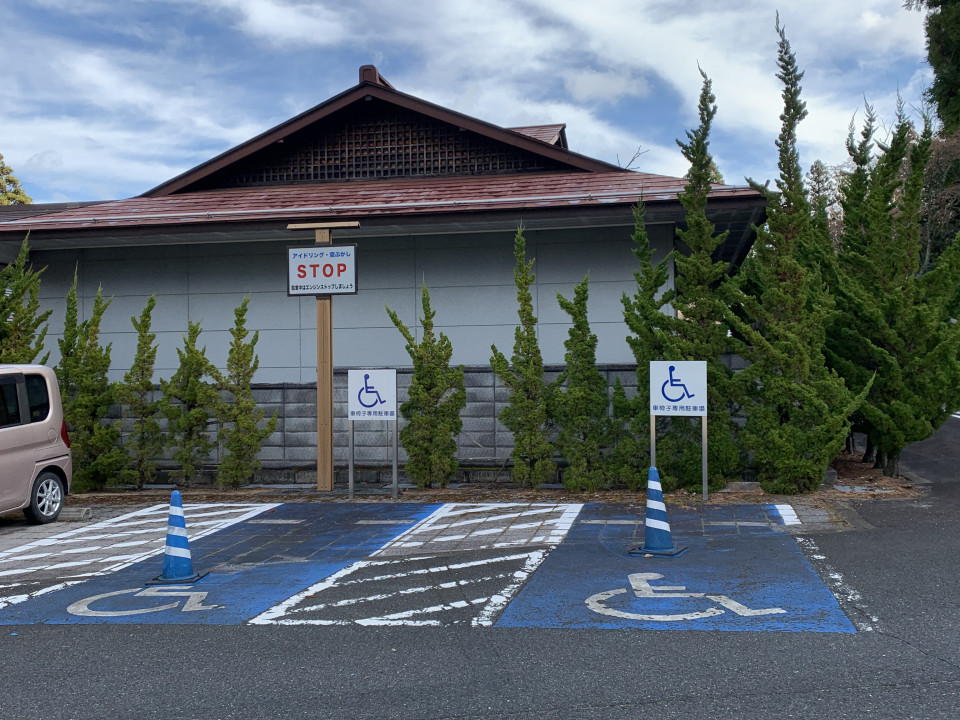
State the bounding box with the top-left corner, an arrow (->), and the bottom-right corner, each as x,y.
116,366 -> 641,483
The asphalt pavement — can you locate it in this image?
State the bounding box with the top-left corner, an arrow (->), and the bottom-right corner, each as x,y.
0,418 -> 957,719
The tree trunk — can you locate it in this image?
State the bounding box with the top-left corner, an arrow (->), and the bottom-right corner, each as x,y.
873,448 -> 885,470
883,453 -> 900,478
863,436 -> 876,464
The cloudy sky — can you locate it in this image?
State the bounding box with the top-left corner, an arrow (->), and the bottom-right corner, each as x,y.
3,0 -> 931,204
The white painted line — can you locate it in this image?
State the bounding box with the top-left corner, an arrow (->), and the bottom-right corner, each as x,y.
796,536 -> 878,631
357,598 -> 489,626
473,549 -> 548,627
104,540 -> 153,549
0,580 -> 86,611
0,503 -> 280,589
250,551 -> 547,626
291,573 -> 510,614
547,504 -> 583,542
0,553 -> 53,563
343,553 -> 538,586
468,526 -> 507,537
773,504 -> 801,525
249,561 -> 370,623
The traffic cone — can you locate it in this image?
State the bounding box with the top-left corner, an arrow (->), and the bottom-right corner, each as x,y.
629,467 -> 686,557
151,490 -> 205,583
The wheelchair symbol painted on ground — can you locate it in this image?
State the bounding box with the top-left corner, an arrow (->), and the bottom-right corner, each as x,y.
357,373 -> 387,408
660,365 -> 696,403
585,573 -> 786,621
66,586 -> 221,617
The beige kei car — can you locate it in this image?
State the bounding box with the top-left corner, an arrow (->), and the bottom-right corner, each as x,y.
0,365 -> 72,523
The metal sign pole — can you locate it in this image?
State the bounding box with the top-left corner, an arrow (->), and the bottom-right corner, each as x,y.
650,415 -> 656,468
348,419 -> 355,500
392,419 -> 399,500
702,416 -> 708,502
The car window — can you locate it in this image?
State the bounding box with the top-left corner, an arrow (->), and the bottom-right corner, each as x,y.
0,377 -> 21,428
24,374 -> 50,423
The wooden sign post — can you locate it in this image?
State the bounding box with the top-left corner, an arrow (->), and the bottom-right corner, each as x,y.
287,221 -> 360,491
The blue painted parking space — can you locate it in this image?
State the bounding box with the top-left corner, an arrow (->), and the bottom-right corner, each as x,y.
494,504 -> 856,632
0,503 -> 440,625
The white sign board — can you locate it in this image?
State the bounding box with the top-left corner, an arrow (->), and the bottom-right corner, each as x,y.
348,369 -> 397,421
287,245 -> 357,296
649,361 -> 707,416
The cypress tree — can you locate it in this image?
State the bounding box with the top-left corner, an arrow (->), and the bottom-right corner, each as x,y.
115,295 -> 164,489
387,283 -> 466,488
0,235 -> 51,364
734,22 -> 865,493
827,107 -> 960,476
662,69 -> 743,489
160,321 -> 220,485
617,200 -> 673,489
215,297 -> 279,488
550,276 -> 613,491
56,272 -> 126,491
490,228 -> 556,488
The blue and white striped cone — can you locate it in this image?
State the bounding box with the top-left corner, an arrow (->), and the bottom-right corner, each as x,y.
152,490 -> 204,583
629,467 -> 686,557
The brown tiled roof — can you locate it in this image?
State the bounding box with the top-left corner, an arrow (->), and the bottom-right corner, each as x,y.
0,201 -> 104,223
508,125 -> 567,147
146,72 -> 618,197
0,171 -> 759,233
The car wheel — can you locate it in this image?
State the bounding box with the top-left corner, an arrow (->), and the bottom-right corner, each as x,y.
23,471 -> 64,524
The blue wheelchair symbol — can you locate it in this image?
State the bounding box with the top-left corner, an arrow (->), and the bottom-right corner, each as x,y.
661,365 -> 695,403
358,373 -> 387,408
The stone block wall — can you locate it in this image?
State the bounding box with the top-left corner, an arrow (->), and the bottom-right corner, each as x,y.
119,365 -> 641,484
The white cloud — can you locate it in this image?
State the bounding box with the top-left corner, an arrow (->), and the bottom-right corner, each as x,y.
0,0 -> 932,201
196,0 -> 351,47
563,69 -> 650,103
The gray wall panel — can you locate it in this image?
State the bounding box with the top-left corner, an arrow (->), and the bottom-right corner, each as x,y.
423,284 -> 517,327
356,241 -> 417,290
99,294 -> 189,334
415,235 -> 515,288
189,291 -> 298,331
538,322 -> 631,365
32,225 -> 670,382
330,288 -> 416,329
538,280 -> 636,325
433,324 -> 517,367
189,246 -> 286,295
81,257 -> 189,297
34,253 -> 82,299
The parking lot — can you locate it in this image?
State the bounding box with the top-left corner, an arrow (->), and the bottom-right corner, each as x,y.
0,499 -> 863,631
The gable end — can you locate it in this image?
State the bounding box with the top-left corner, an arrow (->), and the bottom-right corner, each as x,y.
181,100 -> 580,192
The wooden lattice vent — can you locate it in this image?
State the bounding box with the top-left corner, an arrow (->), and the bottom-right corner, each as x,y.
218,106 -> 567,187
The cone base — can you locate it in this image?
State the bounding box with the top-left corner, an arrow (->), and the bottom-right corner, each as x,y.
628,544 -> 687,557
146,570 -> 208,585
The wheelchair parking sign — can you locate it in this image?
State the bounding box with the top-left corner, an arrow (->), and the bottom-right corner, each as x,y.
348,369 -> 397,421
650,361 -> 707,416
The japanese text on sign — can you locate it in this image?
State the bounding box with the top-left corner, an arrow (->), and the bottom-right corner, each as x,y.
649,361 -> 708,417
348,369 -> 397,422
287,245 -> 358,296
